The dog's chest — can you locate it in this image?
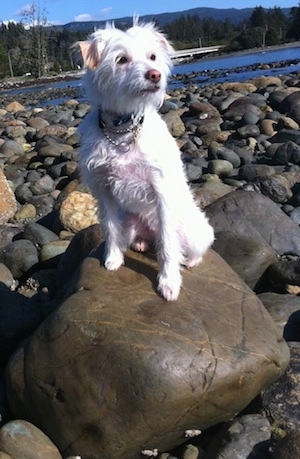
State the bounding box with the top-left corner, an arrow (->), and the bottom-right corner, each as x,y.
103,157 -> 156,207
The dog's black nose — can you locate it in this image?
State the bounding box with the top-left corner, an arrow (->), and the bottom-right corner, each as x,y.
146,69 -> 161,83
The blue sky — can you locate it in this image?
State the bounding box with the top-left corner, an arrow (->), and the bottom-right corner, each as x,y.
1,0 -> 297,26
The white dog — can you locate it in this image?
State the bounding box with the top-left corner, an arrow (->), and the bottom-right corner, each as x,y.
78,20 -> 214,301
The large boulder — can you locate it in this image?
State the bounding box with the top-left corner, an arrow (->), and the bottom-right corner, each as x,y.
206,190 -> 300,256
6,245 -> 289,459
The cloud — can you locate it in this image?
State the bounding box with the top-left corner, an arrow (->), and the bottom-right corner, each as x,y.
74,13 -> 93,22
74,8 -> 113,22
99,8 -> 113,17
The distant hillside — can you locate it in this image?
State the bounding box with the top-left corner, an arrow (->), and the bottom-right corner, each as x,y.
51,6 -> 291,32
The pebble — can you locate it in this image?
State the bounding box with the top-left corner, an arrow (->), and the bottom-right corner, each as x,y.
23,222 -> 59,246
0,239 -> 39,278
0,66 -> 300,459
0,420 -> 62,458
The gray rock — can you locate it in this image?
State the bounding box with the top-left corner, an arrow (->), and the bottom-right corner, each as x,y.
14,182 -> 33,204
213,414 -> 271,459
23,222 -> 59,246
194,179 -> 236,208
207,159 -> 234,177
27,116 -> 50,131
0,224 -> 23,250
5,125 -> 27,140
290,207 -> 300,225
209,145 -> 241,168
239,164 -> 276,182
241,112 -> 260,125
74,103 -> 90,118
0,239 -> 39,278
258,174 -> 293,203
27,194 -> 54,218
0,140 -> 24,158
237,124 -> 261,139
37,142 -> 73,158
29,174 -> 55,195
35,123 -> 68,140
258,292 -> 300,337
223,101 -> 262,121
195,116 -> 222,136
184,162 -> 202,182
162,112 -> 185,137
270,129 -> 300,145
279,91 -> 300,113
273,141 -> 300,165
206,190 -> 300,256
213,231 -> 277,289
47,162 -> 67,179
268,89 -> 293,110
290,104 -> 300,124
40,240 -> 70,267
26,170 -> 42,183
265,259 -> 300,289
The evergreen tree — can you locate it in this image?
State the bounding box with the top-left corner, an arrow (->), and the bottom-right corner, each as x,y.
249,6 -> 268,28
287,4 -> 300,40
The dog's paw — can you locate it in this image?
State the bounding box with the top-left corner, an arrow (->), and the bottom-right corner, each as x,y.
104,253 -> 124,271
157,271 -> 182,302
184,256 -> 203,269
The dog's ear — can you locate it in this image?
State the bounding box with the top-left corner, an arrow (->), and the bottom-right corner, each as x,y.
78,27 -> 116,70
78,40 -> 99,70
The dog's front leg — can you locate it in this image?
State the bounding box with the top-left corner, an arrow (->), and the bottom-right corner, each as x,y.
99,190 -> 126,271
154,187 -> 183,302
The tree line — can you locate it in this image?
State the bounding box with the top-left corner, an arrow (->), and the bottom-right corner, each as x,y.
0,4 -> 300,80
164,5 -> 300,50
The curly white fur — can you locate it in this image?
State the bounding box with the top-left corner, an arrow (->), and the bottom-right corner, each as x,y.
78,21 -> 214,301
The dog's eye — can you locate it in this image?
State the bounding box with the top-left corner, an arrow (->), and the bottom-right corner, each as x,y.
116,55 -> 128,65
150,54 -> 156,61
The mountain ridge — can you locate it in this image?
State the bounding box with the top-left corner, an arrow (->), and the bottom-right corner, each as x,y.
50,6 -> 292,31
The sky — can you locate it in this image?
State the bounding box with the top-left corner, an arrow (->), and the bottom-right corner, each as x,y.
0,0 -> 298,26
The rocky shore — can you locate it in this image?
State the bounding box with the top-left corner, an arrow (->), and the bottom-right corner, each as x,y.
0,70 -> 300,458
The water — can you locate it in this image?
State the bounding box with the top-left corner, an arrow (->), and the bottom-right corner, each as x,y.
169,45 -> 300,87
1,45 -> 300,102
174,46 -> 300,75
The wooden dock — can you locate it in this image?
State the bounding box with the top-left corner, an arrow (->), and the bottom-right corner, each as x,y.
172,45 -> 225,62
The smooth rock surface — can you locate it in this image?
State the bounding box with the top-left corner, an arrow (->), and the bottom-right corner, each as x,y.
208,414 -> 271,459
206,190 -> 300,256
0,420 -> 62,459
212,231 -> 277,289
6,246 -> 289,459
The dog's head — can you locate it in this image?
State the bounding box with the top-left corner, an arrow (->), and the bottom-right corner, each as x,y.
78,20 -> 174,114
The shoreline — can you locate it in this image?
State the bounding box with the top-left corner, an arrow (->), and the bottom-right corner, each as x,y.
197,40 -> 300,63
0,41 -> 299,92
